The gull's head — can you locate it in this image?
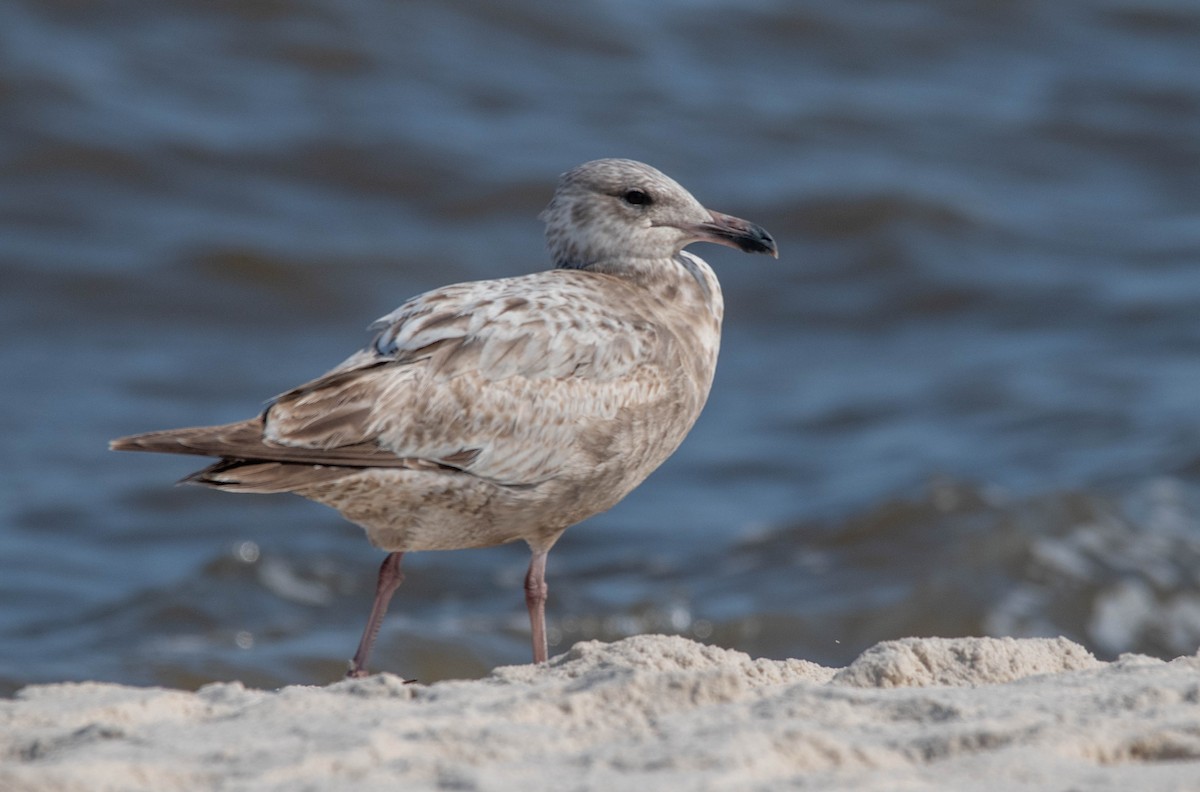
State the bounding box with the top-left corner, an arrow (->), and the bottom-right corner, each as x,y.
541,158 -> 778,271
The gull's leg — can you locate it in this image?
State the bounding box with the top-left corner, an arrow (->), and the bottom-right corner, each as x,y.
347,551 -> 405,678
524,549 -> 550,664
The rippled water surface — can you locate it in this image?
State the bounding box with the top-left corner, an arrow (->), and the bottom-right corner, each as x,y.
3,0 -> 1199,693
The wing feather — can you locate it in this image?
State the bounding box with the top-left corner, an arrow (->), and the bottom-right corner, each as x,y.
254,269 -> 672,485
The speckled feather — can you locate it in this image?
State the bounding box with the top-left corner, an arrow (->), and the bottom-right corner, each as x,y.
112,159 -> 776,557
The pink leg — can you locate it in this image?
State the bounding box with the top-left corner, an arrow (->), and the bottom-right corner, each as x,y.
524,549 -> 549,664
347,552 -> 405,678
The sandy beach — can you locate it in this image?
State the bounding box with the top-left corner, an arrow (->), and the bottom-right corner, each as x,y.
3,635 -> 1198,791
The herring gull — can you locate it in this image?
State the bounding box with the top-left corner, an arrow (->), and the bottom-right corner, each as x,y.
111,158 -> 778,677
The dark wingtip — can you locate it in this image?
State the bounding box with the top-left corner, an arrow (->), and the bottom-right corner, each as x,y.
110,432 -> 175,453
110,436 -> 139,451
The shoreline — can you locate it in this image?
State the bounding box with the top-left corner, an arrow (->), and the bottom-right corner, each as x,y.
3,635 -> 1198,791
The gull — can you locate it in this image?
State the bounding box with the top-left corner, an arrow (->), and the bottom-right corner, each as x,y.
112,158 -> 778,677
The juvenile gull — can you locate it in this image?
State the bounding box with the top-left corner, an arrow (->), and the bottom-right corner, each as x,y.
112,159 -> 778,677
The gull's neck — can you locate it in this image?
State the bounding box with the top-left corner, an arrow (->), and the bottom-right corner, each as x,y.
555,252 -> 724,319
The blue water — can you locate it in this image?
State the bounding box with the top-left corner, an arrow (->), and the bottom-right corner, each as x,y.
3,0 -> 1200,693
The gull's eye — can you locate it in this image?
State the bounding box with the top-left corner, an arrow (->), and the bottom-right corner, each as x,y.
621,188 -> 653,206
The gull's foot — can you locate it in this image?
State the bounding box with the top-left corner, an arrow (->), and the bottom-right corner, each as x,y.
345,661 -> 418,684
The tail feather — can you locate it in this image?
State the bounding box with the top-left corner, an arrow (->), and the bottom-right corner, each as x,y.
184,459 -> 354,493
111,417 -> 432,469
113,418 -> 361,494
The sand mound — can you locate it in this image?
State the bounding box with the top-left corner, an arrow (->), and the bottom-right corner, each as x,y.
3,635 -> 1198,791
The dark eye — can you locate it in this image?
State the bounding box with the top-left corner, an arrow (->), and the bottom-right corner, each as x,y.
621,188 -> 652,206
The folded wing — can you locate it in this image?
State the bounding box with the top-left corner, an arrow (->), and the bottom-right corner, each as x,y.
115,269 -> 672,489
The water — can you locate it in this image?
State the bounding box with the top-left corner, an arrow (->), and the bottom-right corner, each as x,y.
2,0 -> 1199,694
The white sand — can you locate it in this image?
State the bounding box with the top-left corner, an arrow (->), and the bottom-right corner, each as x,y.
2,635 -> 1198,791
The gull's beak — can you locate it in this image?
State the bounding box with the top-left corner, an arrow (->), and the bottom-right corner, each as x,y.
689,211 -> 779,258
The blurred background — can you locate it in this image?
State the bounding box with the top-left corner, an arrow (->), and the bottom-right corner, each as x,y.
2,0 -> 1199,693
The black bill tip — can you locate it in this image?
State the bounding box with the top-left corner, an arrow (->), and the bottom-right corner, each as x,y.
694,211 -> 779,258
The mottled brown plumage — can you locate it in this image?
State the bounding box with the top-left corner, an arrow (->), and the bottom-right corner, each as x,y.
112,159 -> 777,677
